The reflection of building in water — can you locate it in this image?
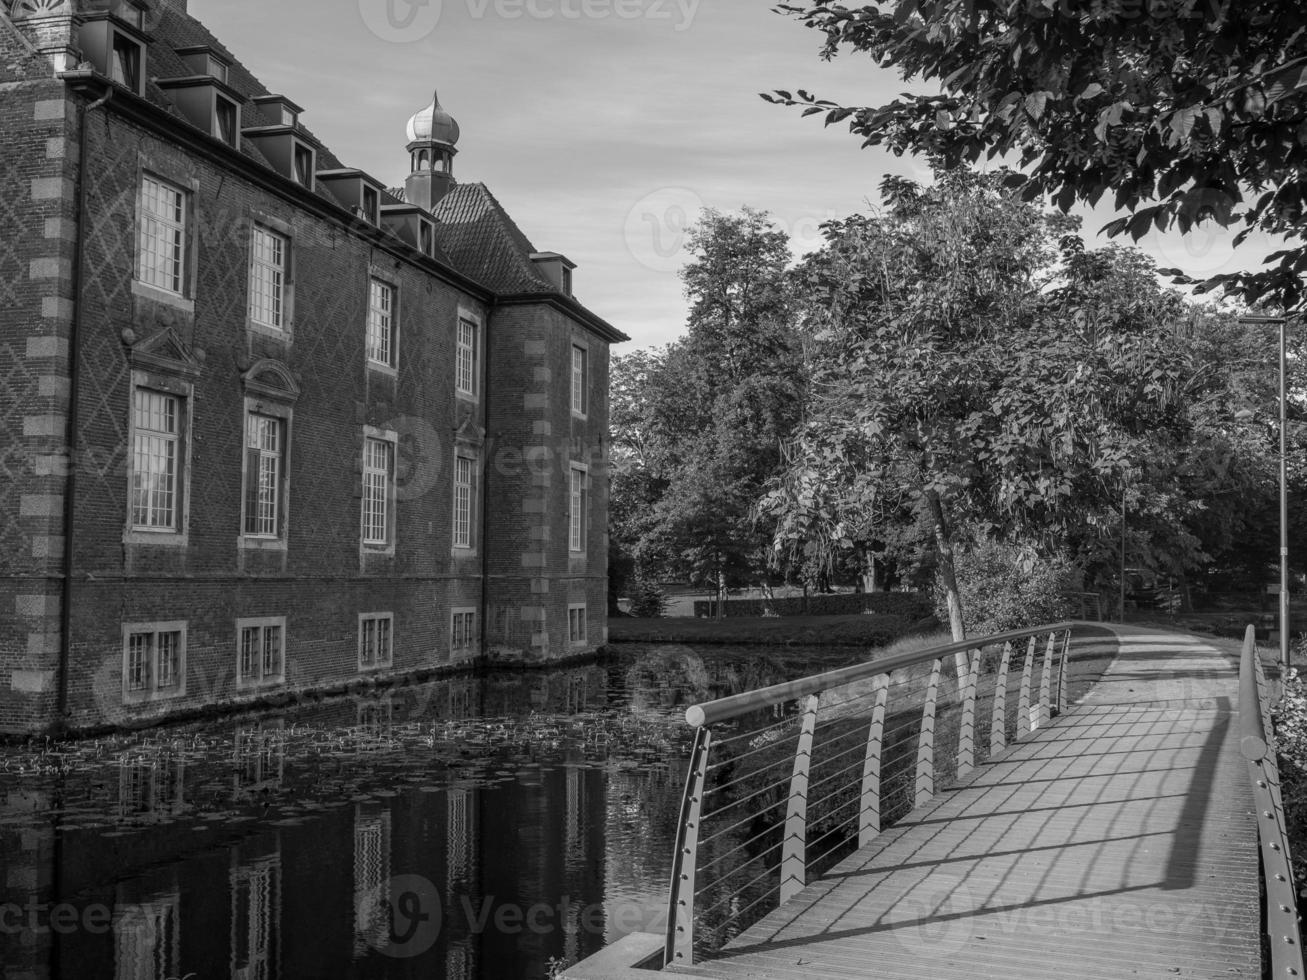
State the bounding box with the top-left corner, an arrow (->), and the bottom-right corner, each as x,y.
353,805 -> 392,958
601,763 -> 681,944
233,720 -> 285,801
231,837 -> 281,980
117,753 -> 186,819
357,696 -> 394,737
444,788 -> 478,979
114,884 -> 180,980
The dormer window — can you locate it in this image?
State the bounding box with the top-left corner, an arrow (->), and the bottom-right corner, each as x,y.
176,47 -> 232,84
114,0 -> 144,29
159,77 -> 244,148
530,252 -> 577,296
317,170 -> 386,227
253,96 -> 302,130
420,221 -> 434,257
215,97 -> 238,146
111,33 -> 141,91
380,205 -> 437,257
293,144 -> 314,188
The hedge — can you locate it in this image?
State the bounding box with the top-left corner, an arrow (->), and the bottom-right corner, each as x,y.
693,592 -> 932,620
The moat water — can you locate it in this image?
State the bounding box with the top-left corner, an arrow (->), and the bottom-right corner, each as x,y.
0,641 -> 869,980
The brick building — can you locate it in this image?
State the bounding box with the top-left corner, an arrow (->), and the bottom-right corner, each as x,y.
0,0 -> 626,734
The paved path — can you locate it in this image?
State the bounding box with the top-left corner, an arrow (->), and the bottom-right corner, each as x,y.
669,627 -> 1262,980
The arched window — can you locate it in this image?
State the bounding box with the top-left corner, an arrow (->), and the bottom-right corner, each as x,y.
418,150 -> 429,170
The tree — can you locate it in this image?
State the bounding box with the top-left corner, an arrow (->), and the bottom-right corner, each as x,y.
761,169 -> 1197,654
767,0 -> 1307,310
607,210 -> 806,611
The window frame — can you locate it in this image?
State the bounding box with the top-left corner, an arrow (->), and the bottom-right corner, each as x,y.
136,173 -> 191,298
360,427 -> 398,551
235,616 -> 286,689
240,402 -> 292,546
571,343 -> 589,418
248,222 -> 290,334
125,370 -> 193,548
568,604 -> 588,646
569,464 -> 589,554
121,621 -> 188,704
366,276 -> 399,372
450,608 -> 477,657
358,612 -> 394,671
452,452 -> 477,551
455,314 -> 479,400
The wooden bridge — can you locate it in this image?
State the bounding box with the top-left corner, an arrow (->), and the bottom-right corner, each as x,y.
566,624 -> 1300,980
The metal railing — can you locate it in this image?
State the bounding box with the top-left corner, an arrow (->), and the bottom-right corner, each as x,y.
663,622 -> 1078,968
1239,624 -> 1305,978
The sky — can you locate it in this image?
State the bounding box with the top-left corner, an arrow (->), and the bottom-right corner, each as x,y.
193,0 -> 1270,351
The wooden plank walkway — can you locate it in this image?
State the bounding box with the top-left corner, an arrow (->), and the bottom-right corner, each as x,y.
668,626 -> 1262,980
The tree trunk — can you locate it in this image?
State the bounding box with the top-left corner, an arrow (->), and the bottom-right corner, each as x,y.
716,566 -> 727,621
926,490 -> 969,680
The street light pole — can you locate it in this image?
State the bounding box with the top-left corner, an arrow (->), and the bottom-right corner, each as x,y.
1241,314 -> 1293,675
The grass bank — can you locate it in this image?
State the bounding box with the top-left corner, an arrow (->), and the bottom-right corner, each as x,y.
607,614 -> 931,647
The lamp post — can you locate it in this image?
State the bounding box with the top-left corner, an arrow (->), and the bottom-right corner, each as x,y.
1239,314 -> 1292,675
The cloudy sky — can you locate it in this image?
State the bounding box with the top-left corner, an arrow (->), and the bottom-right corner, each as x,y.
195,0 -> 1265,351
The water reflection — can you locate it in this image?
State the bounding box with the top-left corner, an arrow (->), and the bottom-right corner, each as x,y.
0,642 -> 865,979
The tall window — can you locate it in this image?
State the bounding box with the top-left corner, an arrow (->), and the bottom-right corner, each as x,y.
451,610 -> 476,653
132,388 -> 181,531
453,455 -> 475,549
362,186 -> 380,225
571,345 -> 588,417
359,614 -> 393,669
456,317 -> 478,397
362,437 -> 393,546
238,619 -> 284,686
123,624 -> 186,700
569,605 -> 587,645
569,466 -> 589,553
138,175 -> 187,294
249,226 -> 287,329
367,279 -> 396,368
243,413 -> 284,538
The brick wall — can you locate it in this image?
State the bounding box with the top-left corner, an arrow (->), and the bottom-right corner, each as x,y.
0,41 -> 77,731
483,302 -> 610,664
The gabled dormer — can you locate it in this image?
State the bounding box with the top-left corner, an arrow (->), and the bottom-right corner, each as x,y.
158,48 -> 243,148
77,0 -> 152,97
380,204 -> 437,258
530,253 -> 576,297
244,100 -> 318,190
317,170 -> 385,226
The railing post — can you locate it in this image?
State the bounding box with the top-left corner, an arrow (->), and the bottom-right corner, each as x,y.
916,658 -> 942,807
957,648 -> 980,778
1055,629 -> 1071,715
991,641 -> 1013,755
859,675 -> 890,847
1037,632 -> 1055,729
665,725 -> 713,968
780,694 -> 820,904
1018,636 -> 1036,738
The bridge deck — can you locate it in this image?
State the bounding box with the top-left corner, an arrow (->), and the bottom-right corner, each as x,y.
669,627 -> 1262,980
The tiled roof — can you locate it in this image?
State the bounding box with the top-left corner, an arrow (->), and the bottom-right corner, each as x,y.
427,184 -> 558,296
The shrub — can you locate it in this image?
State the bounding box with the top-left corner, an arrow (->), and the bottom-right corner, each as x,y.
629,580 -> 667,618
939,541 -> 1077,637
692,592 -> 932,619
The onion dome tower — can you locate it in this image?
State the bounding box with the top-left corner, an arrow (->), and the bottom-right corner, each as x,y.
404,89 -> 460,211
